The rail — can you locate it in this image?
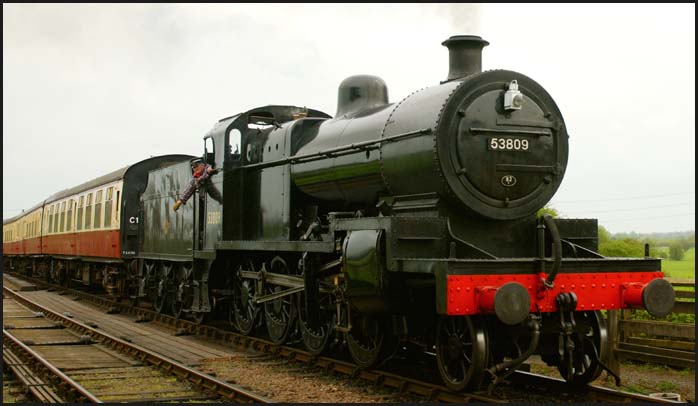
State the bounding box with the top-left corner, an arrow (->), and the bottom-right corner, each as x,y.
2,285 -> 273,403
2,343 -> 65,403
4,272 -> 687,403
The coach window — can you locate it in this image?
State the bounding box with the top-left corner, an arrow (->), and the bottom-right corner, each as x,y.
115,191 -> 120,219
54,204 -> 59,234
77,196 -> 84,231
60,202 -> 66,232
105,187 -> 113,227
228,129 -> 241,162
47,207 -> 52,233
94,190 -> 103,229
51,203 -> 58,234
85,193 -> 93,230
67,199 -> 74,231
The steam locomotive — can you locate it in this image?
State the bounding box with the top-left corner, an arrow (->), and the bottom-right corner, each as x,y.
3,35 -> 675,391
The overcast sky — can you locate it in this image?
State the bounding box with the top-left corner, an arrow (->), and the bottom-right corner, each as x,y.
3,3 -> 695,234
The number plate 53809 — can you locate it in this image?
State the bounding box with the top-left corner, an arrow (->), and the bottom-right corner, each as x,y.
488,137 -> 529,151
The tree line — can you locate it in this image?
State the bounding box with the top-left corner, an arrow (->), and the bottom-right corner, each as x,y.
537,206 -> 694,260
598,225 -> 694,260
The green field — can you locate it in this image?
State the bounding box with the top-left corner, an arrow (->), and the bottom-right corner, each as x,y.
663,247 -> 695,280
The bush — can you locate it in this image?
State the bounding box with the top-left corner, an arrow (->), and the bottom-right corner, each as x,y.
537,206 -> 559,218
599,238 -> 645,258
650,247 -> 669,259
669,242 -> 685,260
626,308 -> 695,324
598,226 -> 611,245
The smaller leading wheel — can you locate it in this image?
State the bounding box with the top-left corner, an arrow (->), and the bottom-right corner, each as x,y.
435,315 -> 488,392
557,311 -> 607,385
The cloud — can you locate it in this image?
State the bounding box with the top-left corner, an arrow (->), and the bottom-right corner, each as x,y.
3,3 -> 695,232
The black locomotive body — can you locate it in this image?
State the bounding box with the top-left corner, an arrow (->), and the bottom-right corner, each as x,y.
4,35 -> 676,392
132,36 -> 674,390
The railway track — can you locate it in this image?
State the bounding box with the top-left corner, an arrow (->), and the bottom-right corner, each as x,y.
3,343 -> 63,403
2,285 -> 272,403
3,272 -> 686,404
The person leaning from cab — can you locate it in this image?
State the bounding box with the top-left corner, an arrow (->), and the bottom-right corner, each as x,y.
173,159 -> 222,211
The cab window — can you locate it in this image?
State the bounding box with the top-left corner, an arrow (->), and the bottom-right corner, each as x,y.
228,129 -> 242,162
204,137 -> 215,166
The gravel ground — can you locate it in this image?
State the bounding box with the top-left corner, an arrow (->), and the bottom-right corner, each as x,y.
200,354 -> 424,403
2,375 -> 29,403
527,355 -> 696,402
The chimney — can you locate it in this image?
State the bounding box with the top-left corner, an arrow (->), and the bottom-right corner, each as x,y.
442,35 -> 489,82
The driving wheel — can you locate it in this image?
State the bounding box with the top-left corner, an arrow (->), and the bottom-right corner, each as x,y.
298,284 -> 335,355
264,256 -> 297,344
232,259 -> 260,335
